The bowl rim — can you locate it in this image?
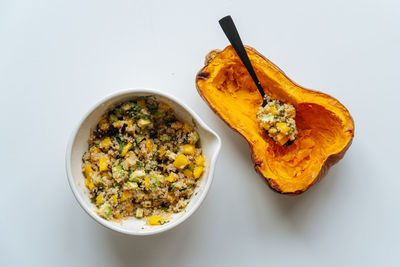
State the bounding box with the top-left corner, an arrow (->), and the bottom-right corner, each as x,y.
65,88 -> 221,235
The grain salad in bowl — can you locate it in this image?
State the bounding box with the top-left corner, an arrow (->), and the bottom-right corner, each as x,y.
66,89 -> 221,235
82,97 -> 206,225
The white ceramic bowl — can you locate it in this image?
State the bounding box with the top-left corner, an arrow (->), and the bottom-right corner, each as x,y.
66,88 -> 221,235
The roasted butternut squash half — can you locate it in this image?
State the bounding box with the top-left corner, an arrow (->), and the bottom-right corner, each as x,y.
196,46 -> 354,194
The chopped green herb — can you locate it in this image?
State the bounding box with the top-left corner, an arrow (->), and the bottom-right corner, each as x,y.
114,135 -> 125,151
139,114 -> 149,119
129,103 -> 141,116
161,136 -> 170,142
179,184 -> 194,192
152,151 -> 160,160
154,111 -> 164,118
109,114 -> 118,123
136,161 -> 145,167
184,165 -> 194,171
192,118 -> 197,128
170,184 -> 177,191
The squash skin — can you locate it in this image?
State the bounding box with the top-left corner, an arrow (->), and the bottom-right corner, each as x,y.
196,46 -> 354,194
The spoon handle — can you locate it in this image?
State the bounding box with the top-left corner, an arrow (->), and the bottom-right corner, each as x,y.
219,15 -> 265,100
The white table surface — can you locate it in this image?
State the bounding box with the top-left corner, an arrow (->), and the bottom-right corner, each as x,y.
1,0 -> 400,266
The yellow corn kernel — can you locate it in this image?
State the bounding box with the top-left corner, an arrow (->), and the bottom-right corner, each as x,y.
98,157 -> 110,172
96,195 -> 104,205
120,191 -> 131,202
195,155 -> 205,166
99,119 -> 110,131
276,122 -> 291,134
144,176 -> 150,189
184,169 -> 193,178
100,137 -> 112,151
183,144 -> 195,155
84,165 -> 95,178
193,166 -> 204,179
111,195 -> 118,205
149,216 -> 163,225
125,202 -> 134,212
173,154 -> 189,169
137,99 -> 146,107
85,178 -> 95,190
158,102 -> 170,112
269,106 -> 278,115
121,142 -> 133,157
182,122 -> 192,133
166,173 -> 177,183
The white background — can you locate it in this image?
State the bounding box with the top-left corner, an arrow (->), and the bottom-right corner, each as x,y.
1,0 -> 399,266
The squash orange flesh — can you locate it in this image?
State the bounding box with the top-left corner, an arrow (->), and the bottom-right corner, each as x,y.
196,46 -> 354,194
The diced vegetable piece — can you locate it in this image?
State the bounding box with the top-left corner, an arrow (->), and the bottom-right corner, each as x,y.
90,146 -> 101,154
111,195 -> 118,205
276,122 -> 291,134
275,133 -> 289,146
125,181 -> 138,190
193,166 -> 204,179
98,157 -> 110,172
85,178 -> 95,190
269,127 -> 278,134
99,204 -> 112,219
100,137 -> 112,151
125,202 -> 134,212
130,170 -> 146,180
158,102 -> 170,112
99,119 -> 110,131
137,99 -> 146,107
149,216 -> 163,225
269,106 -> 278,115
96,194 -> 104,205
161,135 -> 170,142
84,165 -> 95,178
137,118 -> 151,128
120,190 -> 131,202
187,132 -> 200,144
143,200 -> 152,207
145,140 -> 157,152
136,208 -> 144,218
173,154 -> 189,169
182,144 -> 195,155
182,122 -> 192,133
167,192 -> 176,204
159,148 -> 167,158
195,155 -> 205,166
166,150 -> 177,160
184,169 -> 193,178
109,114 -> 118,123
166,173 -> 177,183
121,142 -> 133,157
171,121 -> 183,129
144,176 -> 150,189
113,120 -> 124,128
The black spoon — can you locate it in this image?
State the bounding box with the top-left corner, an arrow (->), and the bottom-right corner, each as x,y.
219,15 -> 267,106
219,15 -> 294,146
